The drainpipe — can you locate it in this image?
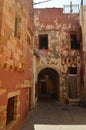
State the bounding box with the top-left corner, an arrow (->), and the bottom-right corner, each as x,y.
81,0 -> 83,6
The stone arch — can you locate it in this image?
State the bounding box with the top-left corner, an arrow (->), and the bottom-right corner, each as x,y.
38,65 -> 60,76
38,67 -> 60,100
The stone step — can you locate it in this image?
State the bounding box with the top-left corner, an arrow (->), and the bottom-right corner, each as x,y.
69,98 -> 80,106
34,125 -> 86,130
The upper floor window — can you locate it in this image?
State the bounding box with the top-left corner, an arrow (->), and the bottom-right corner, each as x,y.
14,16 -> 21,39
39,34 -> 48,49
70,34 -> 80,49
6,96 -> 18,127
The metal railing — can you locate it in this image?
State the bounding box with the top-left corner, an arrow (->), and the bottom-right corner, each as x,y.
64,4 -> 80,14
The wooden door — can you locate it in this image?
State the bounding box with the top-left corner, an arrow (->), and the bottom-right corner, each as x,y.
68,76 -> 77,98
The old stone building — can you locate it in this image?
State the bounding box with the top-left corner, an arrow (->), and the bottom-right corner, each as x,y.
0,0 -> 33,130
34,8 -> 82,104
0,0 -> 85,129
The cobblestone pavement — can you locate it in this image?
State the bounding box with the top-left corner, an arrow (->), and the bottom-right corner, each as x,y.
19,99 -> 86,130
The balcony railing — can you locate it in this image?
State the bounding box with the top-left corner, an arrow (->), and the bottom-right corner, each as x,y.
64,4 -> 80,14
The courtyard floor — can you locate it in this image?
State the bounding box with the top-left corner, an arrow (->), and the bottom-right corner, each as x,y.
19,99 -> 86,130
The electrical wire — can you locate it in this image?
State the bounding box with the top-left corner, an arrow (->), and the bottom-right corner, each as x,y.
33,0 -> 53,5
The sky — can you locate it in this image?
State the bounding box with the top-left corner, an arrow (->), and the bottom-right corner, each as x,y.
33,0 -> 81,8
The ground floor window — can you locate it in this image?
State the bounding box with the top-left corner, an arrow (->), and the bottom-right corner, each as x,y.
68,67 -> 77,74
6,96 -> 17,125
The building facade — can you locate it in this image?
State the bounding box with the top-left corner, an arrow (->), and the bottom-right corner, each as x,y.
34,8 -> 82,104
0,0 -> 33,130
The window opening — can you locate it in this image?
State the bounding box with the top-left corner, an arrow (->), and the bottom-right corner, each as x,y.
14,16 -> 21,39
6,97 -> 15,125
68,67 -> 77,74
70,34 -> 80,49
39,34 -> 48,49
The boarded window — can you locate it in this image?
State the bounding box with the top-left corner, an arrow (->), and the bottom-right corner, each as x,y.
39,34 -> 48,49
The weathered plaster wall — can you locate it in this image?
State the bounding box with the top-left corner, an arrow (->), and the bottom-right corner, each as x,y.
0,0 -> 33,129
18,0 -> 33,28
0,0 -> 4,36
34,8 -> 81,102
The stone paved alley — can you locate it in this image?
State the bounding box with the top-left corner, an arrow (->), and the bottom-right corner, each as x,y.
19,99 -> 86,130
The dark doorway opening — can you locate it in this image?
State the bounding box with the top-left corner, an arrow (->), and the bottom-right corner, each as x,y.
41,82 -> 46,94
38,68 -> 59,100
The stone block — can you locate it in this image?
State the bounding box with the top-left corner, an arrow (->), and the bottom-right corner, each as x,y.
14,53 -> 19,61
16,48 -> 22,56
24,80 -> 29,84
0,89 -> 6,95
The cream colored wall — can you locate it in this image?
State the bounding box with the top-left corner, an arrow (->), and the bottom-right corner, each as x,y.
80,6 -> 86,103
33,55 -> 38,105
80,6 -> 86,51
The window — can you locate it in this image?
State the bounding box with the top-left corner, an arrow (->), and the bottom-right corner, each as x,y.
27,27 -> 33,46
14,16 -> 21,39
70,34 -> 80,49
6,97 -> 15,125
68,67 -> 77,74
6,96 -> 18,126
27,35 -> 30,45
39,34 -> 48,49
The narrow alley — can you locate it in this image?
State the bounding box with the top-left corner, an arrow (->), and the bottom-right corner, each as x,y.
19,99 -> 86,130
1,0 -> 86,130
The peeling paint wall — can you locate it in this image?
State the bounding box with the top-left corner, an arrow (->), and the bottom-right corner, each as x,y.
18,0 -> 33,27
34,8 -> 81,102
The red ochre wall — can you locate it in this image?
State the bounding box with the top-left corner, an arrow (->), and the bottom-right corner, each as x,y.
0,48 -> 33,130
19,0 -> 33,27
34,8 -> 81,49
34,8 -> 80,32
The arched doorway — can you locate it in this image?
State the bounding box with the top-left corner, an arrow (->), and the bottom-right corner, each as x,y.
38,68 -> 59,100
